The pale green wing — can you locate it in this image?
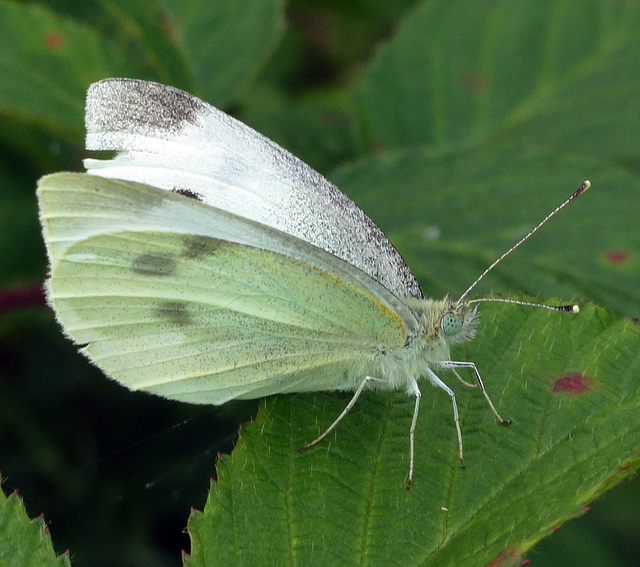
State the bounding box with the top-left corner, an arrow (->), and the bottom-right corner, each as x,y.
38,173 -> 419,331
48,229 -> 408,404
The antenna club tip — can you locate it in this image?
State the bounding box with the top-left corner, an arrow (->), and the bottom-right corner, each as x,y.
557,303 -> 580,313
576,180 -> 590,196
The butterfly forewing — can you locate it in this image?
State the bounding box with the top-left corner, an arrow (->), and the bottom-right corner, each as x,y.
84,78 -> 422,300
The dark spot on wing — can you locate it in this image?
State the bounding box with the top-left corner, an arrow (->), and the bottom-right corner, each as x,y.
157,301 -> 192,326
87,79 -> 209,138
139,81 -> 208,130
182,235 -> 223,259
173,187 -> 204,201
553,372 -> 593,394
132,254 -> 176,276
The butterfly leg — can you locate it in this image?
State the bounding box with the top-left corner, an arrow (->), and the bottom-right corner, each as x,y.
451,368 -> 477,388
424,368 -> 465,471
440,361 -> 511,425
406,380 -> 421,489
299,375 -> 373,452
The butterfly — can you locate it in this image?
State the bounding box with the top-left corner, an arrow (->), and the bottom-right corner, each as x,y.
37,79 -> 588,487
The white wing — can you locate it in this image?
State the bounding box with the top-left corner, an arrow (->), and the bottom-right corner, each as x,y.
83,78 -> 422,300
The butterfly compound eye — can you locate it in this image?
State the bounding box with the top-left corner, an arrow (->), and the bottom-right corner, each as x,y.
442,313 -> 462,335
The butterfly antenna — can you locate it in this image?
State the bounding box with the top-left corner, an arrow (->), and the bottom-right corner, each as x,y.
457,180 -> 590,308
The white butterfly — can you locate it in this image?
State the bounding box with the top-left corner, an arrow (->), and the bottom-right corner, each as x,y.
38,79 -> 587,487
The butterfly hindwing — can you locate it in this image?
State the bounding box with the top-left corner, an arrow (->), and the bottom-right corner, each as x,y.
48,229 -> 408,404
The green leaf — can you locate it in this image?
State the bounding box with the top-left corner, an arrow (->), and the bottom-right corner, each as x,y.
159,0 -> 285,105
0,0 -> 139,140
353,0 -> 640,163
0,479 -> 71,567
186,302 -> 640,566
97,0 -> 285,104
0,0 -> 284,145
332,145 -> 639,319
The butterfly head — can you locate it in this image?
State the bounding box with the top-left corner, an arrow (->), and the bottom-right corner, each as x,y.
441,296 -> 478,346
404,295 -> 479,349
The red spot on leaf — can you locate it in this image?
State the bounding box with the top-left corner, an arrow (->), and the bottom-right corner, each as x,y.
45,33 -> 64,50
553,373 -> 593,393
606,249 -> 629,264
484,545 -> 524,567
159,14 -> 178,39
463,72 -> 488,90
552,525 -> 562,532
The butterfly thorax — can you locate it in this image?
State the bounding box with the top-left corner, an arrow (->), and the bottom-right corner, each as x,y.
367,296 -> 478,391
